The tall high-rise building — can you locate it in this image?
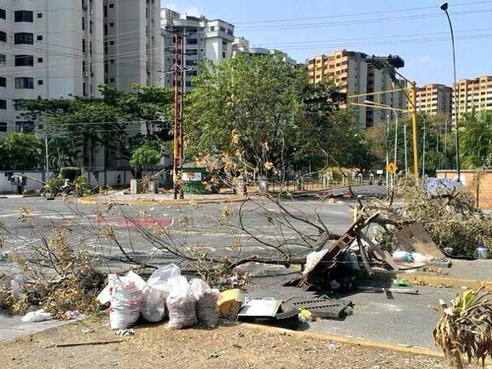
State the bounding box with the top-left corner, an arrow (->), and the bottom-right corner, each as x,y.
415,83 -> 452,122
0,0 -> 104,134
103,0 -> 163,92
161,8 -> 234,90
307,50 -> 406,129
454,75 -> 492,125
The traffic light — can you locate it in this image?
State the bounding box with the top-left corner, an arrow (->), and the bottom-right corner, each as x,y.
387,54 -> 404,69
369,55 -> 405,70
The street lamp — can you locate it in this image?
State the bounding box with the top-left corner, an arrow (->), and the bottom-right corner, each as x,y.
440,2 -> 461,182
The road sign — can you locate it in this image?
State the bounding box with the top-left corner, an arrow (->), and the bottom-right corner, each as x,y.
386,162 -> 397,174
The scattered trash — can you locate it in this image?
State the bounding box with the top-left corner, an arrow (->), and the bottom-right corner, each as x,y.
166,276 -> 197,330
391,279 -> 413,288
476,242 -> 488,259
190,278 -> 219,328
238,298 -> 282,318
116,328 -> 135,336
21,309 -> 52,322
326,342 -> 340,350
289,295 -> 353,320
207,349 -> 219,359
237,302 -> 300,330
10,274 -> 24,299
217,289 -> 243,320
298,308 -> 313,322
141,264 -> 181,323
105,273 -> 143,330
60,310 -> 83,321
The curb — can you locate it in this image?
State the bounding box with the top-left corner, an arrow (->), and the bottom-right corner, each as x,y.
243,323 -> 444,358
77,195 -> 248,206
393,273 -> 492,291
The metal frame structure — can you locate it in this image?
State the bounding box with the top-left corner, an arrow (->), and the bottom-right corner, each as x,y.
173,33 -> 184,199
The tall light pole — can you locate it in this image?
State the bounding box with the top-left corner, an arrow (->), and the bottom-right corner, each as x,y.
440,2 -> 460,182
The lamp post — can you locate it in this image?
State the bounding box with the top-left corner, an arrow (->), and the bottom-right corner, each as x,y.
440,2 -> 460,182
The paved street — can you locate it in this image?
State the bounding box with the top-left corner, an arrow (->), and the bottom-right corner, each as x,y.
0,195 -> 354,273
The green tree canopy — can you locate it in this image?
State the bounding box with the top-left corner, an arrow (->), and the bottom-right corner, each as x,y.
459,110 -> 492,168
0,133 -> 43,170
129,142 -> 162,178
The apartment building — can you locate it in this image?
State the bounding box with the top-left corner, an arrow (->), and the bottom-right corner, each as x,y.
103,0 -> 163,92
307,50 -> 406,129
0,0 -> 104,134
415,83 -> 452,122
161,8 -> 234,90
454,76 -> 492,125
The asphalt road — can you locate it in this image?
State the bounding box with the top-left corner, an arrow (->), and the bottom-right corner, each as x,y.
0,196 -> 354,272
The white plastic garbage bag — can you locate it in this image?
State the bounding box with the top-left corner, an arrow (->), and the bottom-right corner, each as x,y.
141,264 -> 181,323
190,278 -> 219,328
166,276 -> 196,330
108,274 -> 143,330
22,309 -> 52,322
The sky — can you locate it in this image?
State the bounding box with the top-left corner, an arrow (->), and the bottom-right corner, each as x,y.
161,0 -> 492,87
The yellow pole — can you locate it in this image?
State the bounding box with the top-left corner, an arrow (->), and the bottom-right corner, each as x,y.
410,82 -> 419,185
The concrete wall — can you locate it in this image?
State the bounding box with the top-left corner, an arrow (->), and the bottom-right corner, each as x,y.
436,170 -> 492,209
0,169 -> 171,194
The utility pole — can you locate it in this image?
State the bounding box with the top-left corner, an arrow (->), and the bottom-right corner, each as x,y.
173,33 -> 184,199
410,82 -> 419,185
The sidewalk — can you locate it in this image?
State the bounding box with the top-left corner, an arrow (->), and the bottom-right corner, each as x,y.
0,313 -> 68,341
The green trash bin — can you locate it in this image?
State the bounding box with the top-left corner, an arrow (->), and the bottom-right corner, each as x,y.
182,166 -> 206,194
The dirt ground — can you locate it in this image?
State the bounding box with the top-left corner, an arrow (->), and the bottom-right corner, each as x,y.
1,314 -> 490,369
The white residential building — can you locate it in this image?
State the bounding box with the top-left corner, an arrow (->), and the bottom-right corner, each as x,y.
0,0 -> 104,134
161,8 -> 234,90
103,0 -> 163,92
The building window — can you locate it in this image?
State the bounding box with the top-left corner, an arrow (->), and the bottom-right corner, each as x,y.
15,55 -> 34,67
109,40 -> 114,45
0,77 -> 5,87
109,22 -> 114,27
15,77 -> 34,89
210,26 -> 215,31
0,8 -> 5,19
110,77 -> 115,82
37,57 -> 43,63
37,35 -> 43,41
0,54 -> 5,64
0,99 -> 6,109
109,3 -> 114,8
0,122 -> 6,132
0,31 -> 6,42
38,80 -> 43,85
14,33 -> 34,45
187,38 -> 198,45
37,13 -> 43,19
15,10 -> 33,23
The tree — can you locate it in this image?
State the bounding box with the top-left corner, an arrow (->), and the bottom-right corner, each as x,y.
0,133 -> 43,170
459,110 -> 492,169
15,85 -> 174,173
185,54 -> 306,178
129,142 -> 161,178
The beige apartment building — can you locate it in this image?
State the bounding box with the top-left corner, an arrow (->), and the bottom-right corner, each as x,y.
454,76 -> 492,126
415,83 -> 452,122
307,50 -> 406,129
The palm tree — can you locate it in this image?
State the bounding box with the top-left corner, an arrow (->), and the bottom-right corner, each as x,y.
433,287 -> 492,368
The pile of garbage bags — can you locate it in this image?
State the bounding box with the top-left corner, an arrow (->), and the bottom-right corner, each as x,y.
96,264 -> 220,330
